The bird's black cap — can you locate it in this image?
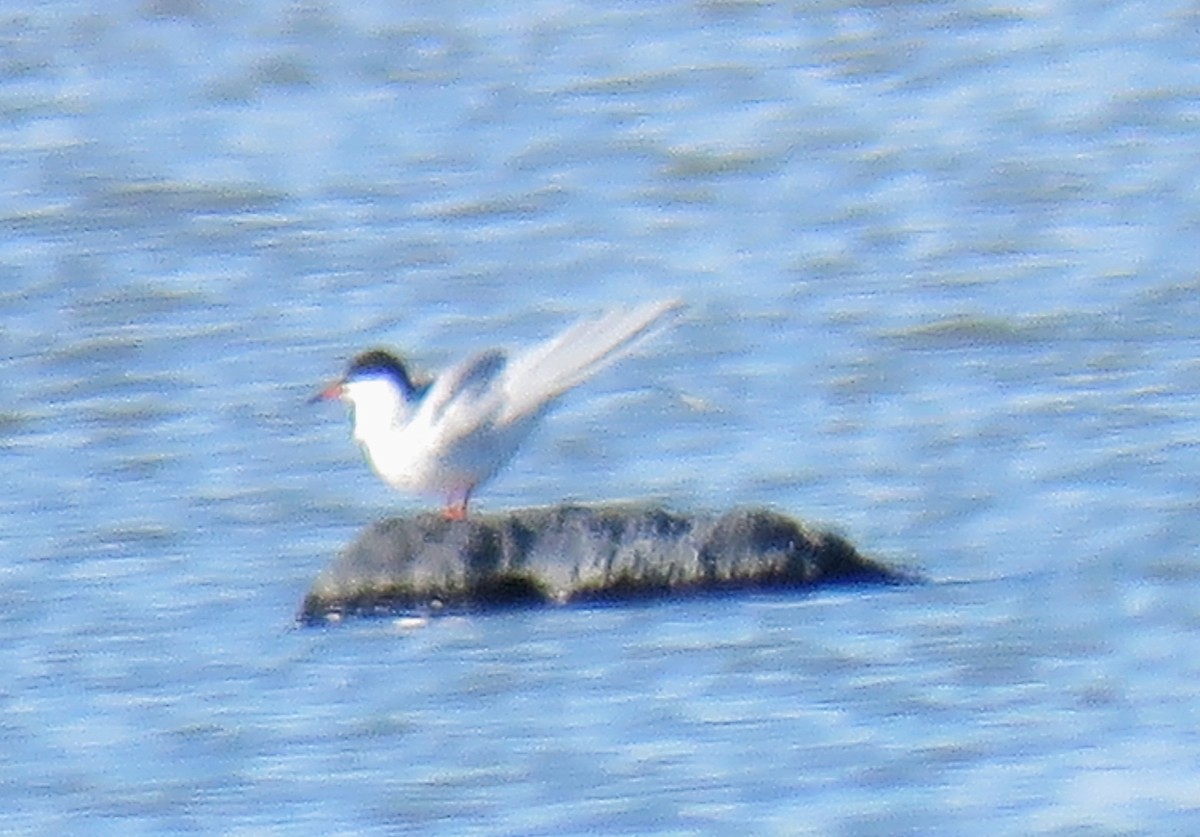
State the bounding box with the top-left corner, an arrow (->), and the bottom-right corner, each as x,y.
345,349 -> 423,401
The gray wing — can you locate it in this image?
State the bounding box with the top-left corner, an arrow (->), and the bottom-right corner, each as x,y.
420,349 -> 507,424
498,299 -> 682,424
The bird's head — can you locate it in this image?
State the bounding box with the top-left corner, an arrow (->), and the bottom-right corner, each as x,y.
311,349 -> 429,444
312,349 -> 423,400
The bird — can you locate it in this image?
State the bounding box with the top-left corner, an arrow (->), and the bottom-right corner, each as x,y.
311,299 -> 681,520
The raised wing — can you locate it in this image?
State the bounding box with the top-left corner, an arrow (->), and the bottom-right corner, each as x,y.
419,349 -> 508,424
498,299 -> 681,424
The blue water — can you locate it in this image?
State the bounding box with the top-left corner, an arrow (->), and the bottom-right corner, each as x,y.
3,0 -> 1200,833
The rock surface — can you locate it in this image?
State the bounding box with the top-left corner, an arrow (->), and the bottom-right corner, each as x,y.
301,504 -> 912,623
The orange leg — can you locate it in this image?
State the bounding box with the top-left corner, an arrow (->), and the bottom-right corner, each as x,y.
443,487 -> 473,521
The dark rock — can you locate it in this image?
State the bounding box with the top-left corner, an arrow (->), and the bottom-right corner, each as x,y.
300,504 -> 914,623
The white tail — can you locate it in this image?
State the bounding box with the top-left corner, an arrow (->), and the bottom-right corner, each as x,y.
499,299 -> 682,423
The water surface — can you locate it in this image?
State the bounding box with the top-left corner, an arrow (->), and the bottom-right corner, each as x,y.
2,0 -> 1199,833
